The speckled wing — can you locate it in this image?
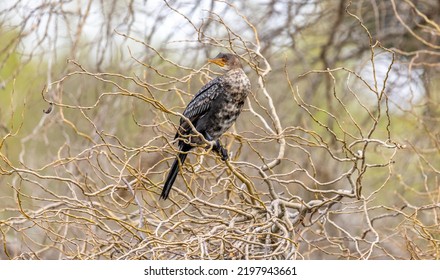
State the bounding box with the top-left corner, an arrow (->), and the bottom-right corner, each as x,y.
182,77 -> 222,119
175,77 -> 223,138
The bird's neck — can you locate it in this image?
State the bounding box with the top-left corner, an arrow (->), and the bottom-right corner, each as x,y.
225,68 -> 243,75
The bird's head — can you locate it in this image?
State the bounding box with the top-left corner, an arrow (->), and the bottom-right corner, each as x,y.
208,53 -> 242,71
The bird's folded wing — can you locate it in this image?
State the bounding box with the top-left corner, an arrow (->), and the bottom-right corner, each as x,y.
182,77 -> 222,121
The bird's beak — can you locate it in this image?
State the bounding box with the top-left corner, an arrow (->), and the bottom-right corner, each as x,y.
208,58 -> 226,67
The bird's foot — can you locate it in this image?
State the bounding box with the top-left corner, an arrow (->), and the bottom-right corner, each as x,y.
218,146 -> 229,161
213,139 -> 229,161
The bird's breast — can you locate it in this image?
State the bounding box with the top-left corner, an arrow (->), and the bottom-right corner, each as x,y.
200,69 -> 250,140
204,98 -> 245,140
223,70 -> 251,96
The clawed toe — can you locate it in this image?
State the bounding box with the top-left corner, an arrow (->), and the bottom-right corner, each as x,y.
219,147 -> 229,161
211,139 -> 229,161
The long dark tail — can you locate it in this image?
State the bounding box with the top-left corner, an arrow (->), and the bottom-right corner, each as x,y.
161,145 -> 190,200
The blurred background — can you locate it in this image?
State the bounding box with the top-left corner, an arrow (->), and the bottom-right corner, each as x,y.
0,0 -> 439,259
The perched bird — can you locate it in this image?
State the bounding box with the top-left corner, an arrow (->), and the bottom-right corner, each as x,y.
161,53 -> 251,200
